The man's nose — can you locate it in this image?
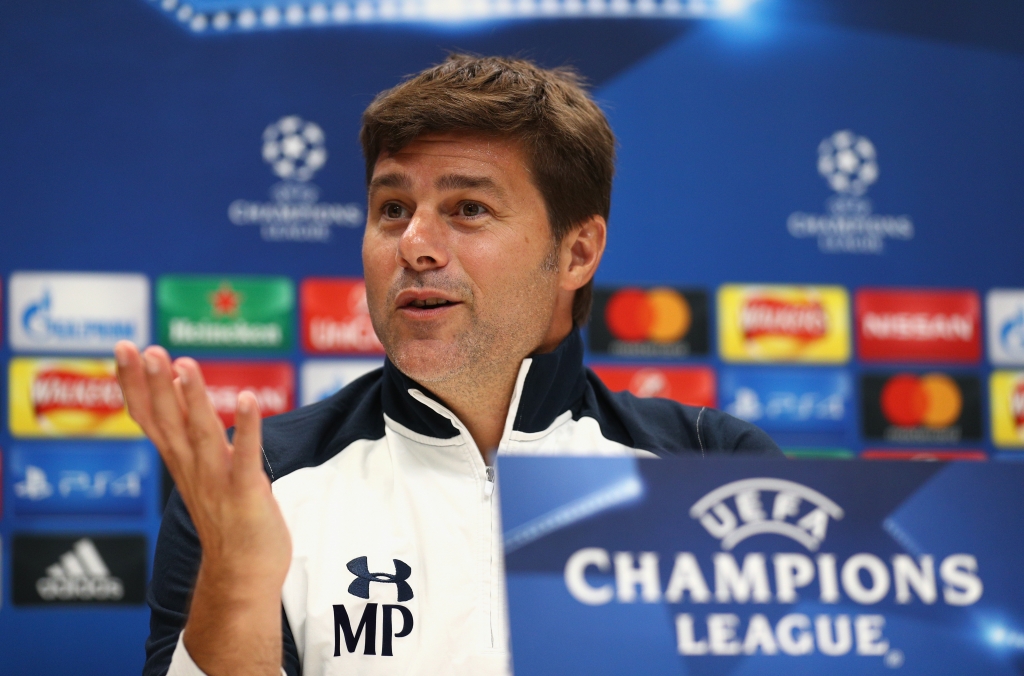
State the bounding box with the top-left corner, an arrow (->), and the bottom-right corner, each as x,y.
397,209 -> 449,271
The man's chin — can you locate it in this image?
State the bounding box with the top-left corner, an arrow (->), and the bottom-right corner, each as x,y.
388,338 -> 468,385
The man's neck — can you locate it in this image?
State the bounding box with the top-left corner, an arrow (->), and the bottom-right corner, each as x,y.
422,323 -> 574,461
431,366 -> 520,461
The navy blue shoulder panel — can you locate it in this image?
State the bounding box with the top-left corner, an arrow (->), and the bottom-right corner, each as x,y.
259,366 -> 387,481
581,369 -> 783,457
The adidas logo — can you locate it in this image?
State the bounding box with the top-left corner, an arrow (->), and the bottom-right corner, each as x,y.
36,538 -> 124,601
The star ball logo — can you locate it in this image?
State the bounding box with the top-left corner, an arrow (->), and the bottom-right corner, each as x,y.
563,478 -> 984,664
787,130 -> 914,255
228,115 -> 363,243
589,287 -> 708,358
861,372 -> 982,444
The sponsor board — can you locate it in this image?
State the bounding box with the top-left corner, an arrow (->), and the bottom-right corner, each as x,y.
719,368 -> 851,438
301,278 -> 385,354
158,275 -> 294,351
589,287 -> 708,358
782,449 -> 854,460
228,116 -> 363,243
13,534 -> 146,605
861,373 -> 982,444
861,449 -> 987,462
8,272 -> 150,353
8,358 -> 143,438
590,365 -> 715,408
198,361 -> 295,428
989,371 -> 1024,448
986,289 -> 1024,366
9,444 -> 152,516
501,457 -> 1019,674
300,359 -> 383,406
787,130 -> 914,255
718,285 -> 850,363
855,289 -> 981,363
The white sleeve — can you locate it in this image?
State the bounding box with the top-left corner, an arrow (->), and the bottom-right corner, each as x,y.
167,632 -> 288,676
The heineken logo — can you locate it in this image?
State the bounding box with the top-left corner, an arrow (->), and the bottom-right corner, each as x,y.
158,275 -> 294,351
210,282 -> 242,317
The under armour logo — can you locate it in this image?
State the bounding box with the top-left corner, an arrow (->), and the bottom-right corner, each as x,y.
347,557 -> 414,602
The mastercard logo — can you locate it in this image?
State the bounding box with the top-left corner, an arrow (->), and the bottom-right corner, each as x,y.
604,288 -> 692,343
880,373 -> 962,429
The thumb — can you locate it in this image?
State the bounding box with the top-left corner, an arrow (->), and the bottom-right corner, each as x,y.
231,390 -> 266,486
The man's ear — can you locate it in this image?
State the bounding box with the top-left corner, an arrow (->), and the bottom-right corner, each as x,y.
560,215 -> 607,292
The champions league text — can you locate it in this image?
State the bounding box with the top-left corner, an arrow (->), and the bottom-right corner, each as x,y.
564,547 -> 982,657
561,479 -> 983,660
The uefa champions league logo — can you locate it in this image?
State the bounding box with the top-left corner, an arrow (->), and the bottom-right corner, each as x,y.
787,129 -> 914,254
262,116 -> 327,182
228,115 -> 362,243
817,130 -> 878,197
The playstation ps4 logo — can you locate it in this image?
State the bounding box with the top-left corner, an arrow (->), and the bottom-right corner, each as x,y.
690,478 -> 844,551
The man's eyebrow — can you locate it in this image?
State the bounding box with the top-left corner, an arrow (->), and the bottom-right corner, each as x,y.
368,172 -> 412,194
435,174 -> 507,199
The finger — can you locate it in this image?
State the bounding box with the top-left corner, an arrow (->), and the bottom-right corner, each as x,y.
114,341 -> 168,449
174,358 -> 230,473
231,390 -> 267,487
143,346 -> 199,473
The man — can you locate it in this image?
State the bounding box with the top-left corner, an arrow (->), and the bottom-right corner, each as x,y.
123,54 -> 781,676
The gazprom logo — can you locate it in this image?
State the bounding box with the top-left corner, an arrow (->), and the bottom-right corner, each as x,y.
690,478 -> 844,552
21,290 -> 136,342
9,273 -> 150,353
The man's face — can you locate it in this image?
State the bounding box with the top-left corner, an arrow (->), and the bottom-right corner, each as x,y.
362,133 -> 562,387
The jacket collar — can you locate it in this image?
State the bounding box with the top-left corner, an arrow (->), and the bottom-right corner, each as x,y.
380,328 -> 588,440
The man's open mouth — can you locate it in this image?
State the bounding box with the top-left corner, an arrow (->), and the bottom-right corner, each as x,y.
407,298 -> 453,308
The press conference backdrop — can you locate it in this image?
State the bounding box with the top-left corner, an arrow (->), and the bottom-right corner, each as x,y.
0,0 -> 1022,673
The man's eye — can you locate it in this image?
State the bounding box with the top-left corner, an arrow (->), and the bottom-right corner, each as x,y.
459,203 -> 487,218
383,203 -> 407,219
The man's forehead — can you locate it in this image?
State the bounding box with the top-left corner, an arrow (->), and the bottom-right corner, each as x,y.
372,132 -> 526,177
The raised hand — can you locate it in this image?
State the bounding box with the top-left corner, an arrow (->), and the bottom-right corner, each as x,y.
115,341 -> 290,676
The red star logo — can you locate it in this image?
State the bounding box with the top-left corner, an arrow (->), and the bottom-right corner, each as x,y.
209,282 -> 242,317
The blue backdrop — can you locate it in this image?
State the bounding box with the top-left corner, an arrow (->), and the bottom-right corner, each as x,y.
1,0 -> 1022,672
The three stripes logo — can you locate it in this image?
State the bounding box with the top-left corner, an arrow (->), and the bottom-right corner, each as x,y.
13,534 -> 146,605
37,538 -> 123,601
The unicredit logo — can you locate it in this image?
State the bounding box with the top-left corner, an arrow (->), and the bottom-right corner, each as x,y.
741,298 -> 827,340
604,288 -> 692,343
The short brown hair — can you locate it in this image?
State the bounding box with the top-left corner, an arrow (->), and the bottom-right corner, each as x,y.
360,54 -> 616,327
